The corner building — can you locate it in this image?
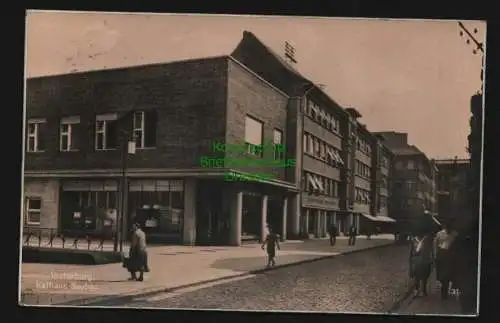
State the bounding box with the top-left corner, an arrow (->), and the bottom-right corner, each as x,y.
24,52 -> 301,246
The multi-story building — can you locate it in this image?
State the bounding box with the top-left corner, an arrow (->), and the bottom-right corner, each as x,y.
24,52 -> 303,246
435,158 -> 470,224
374,132 -> 437,233
370,135 -> 394,223
299,96 -> 346,238
343,111 -> 374,234
231,31 -> 349,239
24,30 -> 408,245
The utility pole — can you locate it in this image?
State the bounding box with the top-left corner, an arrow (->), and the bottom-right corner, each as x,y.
457,21 -> 485,91
113,110 -> 136,252
459,22 -> 483,258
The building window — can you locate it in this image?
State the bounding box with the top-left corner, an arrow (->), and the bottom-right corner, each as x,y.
26,118 -> 47,152
395,160 -> 404,169
95,113 -> 118,150
306,173 -> 318,192
273,129 -> 284,160
320,141 -> 326,160
133,110 -> 157,149
303,133 -> 308,153
407,160 -> 415,170
406,180 -> 416,195
314,175 -> 325,194
245,115 -> 263,157
60,116 -> 80,151
308,135 -> 314,154
314,138 -> 320,157
25,197 -> 41,226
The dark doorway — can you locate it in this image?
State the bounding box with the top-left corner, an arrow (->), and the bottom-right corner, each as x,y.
267,197 -> 283,238
242,195 -> 261,240
196,180 -> 224,245
60,191 -> 81,233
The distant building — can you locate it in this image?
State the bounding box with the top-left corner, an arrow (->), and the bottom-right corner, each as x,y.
371,134 -> 394,221
434,158 -> 470,224
374,132 -> 437,232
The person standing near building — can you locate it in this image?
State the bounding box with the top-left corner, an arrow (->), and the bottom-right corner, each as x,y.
409,230 -> 434,297
261,226 -> 280,268
433,220 -> 458,300
348,224 -> 357,246
329,223 -> 338,246
127,223 -> 148,281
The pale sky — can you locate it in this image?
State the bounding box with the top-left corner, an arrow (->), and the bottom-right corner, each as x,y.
25,11 -> 486,159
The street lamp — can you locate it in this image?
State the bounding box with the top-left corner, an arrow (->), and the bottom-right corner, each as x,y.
113,111 -> 136,253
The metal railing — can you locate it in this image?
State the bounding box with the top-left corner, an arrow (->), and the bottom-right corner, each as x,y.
22,227 -> 128,252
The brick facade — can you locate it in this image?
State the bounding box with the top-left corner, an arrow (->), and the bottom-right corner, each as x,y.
25,56 -> 229,171
225,58 -> 290,182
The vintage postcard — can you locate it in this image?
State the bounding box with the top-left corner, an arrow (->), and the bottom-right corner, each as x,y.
20,11 -> 485,316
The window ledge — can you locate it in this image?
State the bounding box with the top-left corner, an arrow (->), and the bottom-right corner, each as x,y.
26,151 -> 45,153
136,147 -> 156,151
60,149 -> 80,152
95,148 -> 118,152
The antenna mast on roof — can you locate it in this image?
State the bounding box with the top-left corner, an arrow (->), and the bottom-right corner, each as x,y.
284,41 -> 298,64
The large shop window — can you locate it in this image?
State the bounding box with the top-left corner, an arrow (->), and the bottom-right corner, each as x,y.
60,181 -> 119,233
128,180 -> 184,235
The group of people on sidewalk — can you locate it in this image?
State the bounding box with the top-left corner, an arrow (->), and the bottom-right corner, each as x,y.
328,224 -> 360,246
407,213 -> 479,315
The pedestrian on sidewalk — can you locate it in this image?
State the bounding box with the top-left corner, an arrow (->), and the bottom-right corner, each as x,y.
261,226 -> 280,268
131,211 -> 152,272
409,230 -> 434,297
448,214 -> 479,315
329,223 -> 338,246
348,224 -> 357,246
126,223 -> 148,281
433,220 -> 458,300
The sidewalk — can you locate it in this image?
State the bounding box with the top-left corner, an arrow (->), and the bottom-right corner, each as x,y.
20,235 -> 394,306
397,274 -> 463,316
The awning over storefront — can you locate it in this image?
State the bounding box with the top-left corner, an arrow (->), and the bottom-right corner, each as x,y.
360,213 -> 377,221
374,215 -> 396,223
432,216 -> 442,226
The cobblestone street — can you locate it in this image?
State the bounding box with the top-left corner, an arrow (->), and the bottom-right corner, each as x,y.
100,244 -> 413,313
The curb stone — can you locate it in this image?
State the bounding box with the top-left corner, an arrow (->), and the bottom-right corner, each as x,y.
387,282 -> 416,314
49,242 -> 396,307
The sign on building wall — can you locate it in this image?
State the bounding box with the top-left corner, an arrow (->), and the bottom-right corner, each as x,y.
302,195 -> 339,210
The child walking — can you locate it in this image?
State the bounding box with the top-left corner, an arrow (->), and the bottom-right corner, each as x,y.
261,226 -> 280,268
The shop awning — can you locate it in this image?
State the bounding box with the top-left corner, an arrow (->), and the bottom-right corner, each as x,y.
314,176 -> 324,192
432,216 -> 442,226
360,213 -> 378,221
374,215 -> 396,223
307,174 -> 319,190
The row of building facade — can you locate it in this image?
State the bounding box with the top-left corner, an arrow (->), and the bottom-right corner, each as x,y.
23,30 -> 440,246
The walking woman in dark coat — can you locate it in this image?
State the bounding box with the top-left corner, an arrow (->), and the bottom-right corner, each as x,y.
409,230 -> 434,296
127,223 -> 148,281
433,221 -> 458,299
